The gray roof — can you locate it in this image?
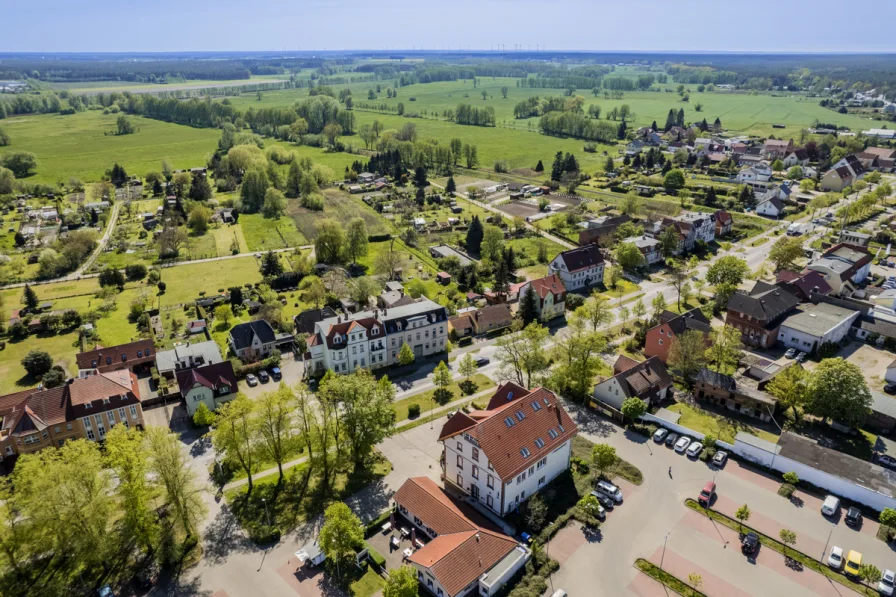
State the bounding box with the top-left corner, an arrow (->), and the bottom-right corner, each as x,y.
653,407 -> 682,425
810,258 -> 851,275
155,340 -> 224,373
779,303 -> 859,337
430,244 -> 474,267
870,391 -> 896,419
229,320 -> 276,351
727,281 -> 799,326
621,235 -> 659,249
778,431 -> 896,498
735,431 -> 781,454
317,298 -> 448,337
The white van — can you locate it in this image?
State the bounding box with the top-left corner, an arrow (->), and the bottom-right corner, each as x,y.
821,495 -> 840,516
551,591 -> 568,597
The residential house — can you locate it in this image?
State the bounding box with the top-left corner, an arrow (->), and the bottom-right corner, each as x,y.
430,244 -> 475,267
307,299 -> 449,375
76,339 -> 156,377
548,245 -> 605,291
448,314 -> 474,339
229,320 -> 278,362
0,370 -> 145,460
176,361 -> 238,416
805,243 -> 872,296
187,320 -> 207,335
714,210 -> 733,236
677,212 -> 716,244
762,138 -> 794,160
471,304 -> 513,335
439,383 -> 578,516
516,274 -> 567,321
866,391 -> 896,434
154,340 -> 224,379
378,284 -> 417,310
358,172 -> 376,184
839,230 -> 871,247
756,196 -> 785,218
726,281 -> 800,348
776,270 -> 832,301
782,149 -> 810,168
592,355 -> 673,411
643,309 -> 712,364
777,302 -> 860,353
577,214 -> 632,247
856,147 -> 896,172
393,477 -> 530,597
294,307 -> 338,336
625,140 -> 645,155
820,165 -> 855,192
736,165 -> 772,184
693,368 -> 777,422
621,235 -> 662,265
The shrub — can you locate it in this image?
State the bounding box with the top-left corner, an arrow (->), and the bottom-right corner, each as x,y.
407,403 -> 421,419
565,294 -> 585,310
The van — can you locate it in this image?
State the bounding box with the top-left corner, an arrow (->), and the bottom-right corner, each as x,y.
596,480 -> 623,503
844,550 -> 862,578
821,495 -> 840,516
550,591 -> 568,597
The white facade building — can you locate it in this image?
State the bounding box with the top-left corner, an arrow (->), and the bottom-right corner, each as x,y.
777,303 -> 860,353
307,299 -> 449,375
439,383 -> 578,517
548,244 -> 605,291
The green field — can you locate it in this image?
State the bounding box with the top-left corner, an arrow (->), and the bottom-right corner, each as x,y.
0,111 -> 219,184
239,212 -> 309,251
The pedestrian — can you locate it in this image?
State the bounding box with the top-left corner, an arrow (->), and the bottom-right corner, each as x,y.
668,466 -> 672,478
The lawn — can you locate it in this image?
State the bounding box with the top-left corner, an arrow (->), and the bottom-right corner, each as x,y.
0,111 -> 219,184
212,224 -> 249,256
349,568 -> 385,597
239,211 -> 309,251
391,373 -> 495,422
0,331 -> 80,393
155,256 -> 264,305
665,401 -> 780,444
288,189 -> 394,244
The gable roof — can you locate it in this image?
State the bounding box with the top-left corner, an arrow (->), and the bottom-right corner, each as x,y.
229,320 -> 276,350
393,476 -> 477,535
788,270 -> 833,298
714,210 -> 733,226
175,361 -> 237,397
76,339 -> 155,372
727,281 -> 799,325
524,274 -> 567,301
610,356 -> 674,401
473,304 -> 513,328
155,340 -> 223,373
660,307 -> 712,337
554,244 -> 604,272
294,307 -> 337,335
438,387 -> 577,482
485,381 -> 530,410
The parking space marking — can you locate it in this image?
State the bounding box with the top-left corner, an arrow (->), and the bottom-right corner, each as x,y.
646,545 -> 752,597
626,570 -> 672,597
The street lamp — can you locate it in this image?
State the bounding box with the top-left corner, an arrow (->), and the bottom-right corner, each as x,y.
660,531 -> 671,572
262,497 -> 271,529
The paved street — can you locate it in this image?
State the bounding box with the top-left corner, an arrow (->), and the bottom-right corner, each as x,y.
546,401 -> 887,597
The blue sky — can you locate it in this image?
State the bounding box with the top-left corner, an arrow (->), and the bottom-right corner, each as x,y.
4,0 -> 896,53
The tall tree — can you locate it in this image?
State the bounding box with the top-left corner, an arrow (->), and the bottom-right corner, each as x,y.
665,258 -> 690,311
256,385 -> 298,485
706,256 -> 750,288
519,285 -> 539,325
548,315 -> 606,402
481,225 -> 504,262
104,425 -> 158,552
262,188 -> 287,219
768,236 -> 804,272
705,325 -> 743,374
766,364 -> 808,422
576,294 -> 614,331
319,502 -> 364,579
658,225 -> 680,258
495,321 -> 549,388
345,217 -> 369,264
432,361 -> 453,404
806,358 -> 872,428
466,216 -> 484,254
668,330 -> 708,382
211,394 -> 257,494
315,219 -> 346,264
22,284 -> 38,311
384,565 -> 420,597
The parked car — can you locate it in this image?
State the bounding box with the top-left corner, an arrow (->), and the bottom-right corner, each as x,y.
551,591 -> 568,597
653,428 -> 669,443
827,545 -> 844,570
595,493 -> 615,510
844,550 -> 862,578
796,352 -> 807,363
271,367 -> 282,381
712,451 -> 728,467
595,480 -> 623,503
475,357 -> 490,367
821,495 -> 841,516
845,506 -> 862,527
664,433 -> 679,447
885,384 -> 896,395
134,561 -> 159,589
686,442 -> 703,458
587,493 -> 607,520
879,454 -> 896,469
784,348 -> 797,359
879,569 -> 895,596
741,531 -> 759,555
674,436 -> 691,453
698,481 -> 716,506
296,541 -> 326,567
246,374 -> 258,387
258,370 -> 270,383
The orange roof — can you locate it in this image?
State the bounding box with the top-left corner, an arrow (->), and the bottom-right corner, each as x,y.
393,477 -> 476,535
410,529 -> 518,597
524,274 -> 566,300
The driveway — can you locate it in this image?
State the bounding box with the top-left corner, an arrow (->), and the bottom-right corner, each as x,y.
239,358 -> 305,398
547,401 -> 877,597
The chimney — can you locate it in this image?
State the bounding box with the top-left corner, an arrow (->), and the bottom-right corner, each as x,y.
476,533 -> 480,543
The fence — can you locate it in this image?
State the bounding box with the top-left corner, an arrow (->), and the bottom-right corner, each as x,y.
641,413 -> 896,512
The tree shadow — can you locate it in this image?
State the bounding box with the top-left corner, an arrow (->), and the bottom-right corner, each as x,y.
151,568 -> 215,597
201,504 -> 255,564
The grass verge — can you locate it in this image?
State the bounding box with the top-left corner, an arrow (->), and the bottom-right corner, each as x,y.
685,499 -> 877,597
572,435 -> 643,486
634,558 -> 706,597
392,374 -> 495,422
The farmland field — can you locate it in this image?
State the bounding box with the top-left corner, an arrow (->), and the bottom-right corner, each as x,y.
0,111 -> 219,184
288,189 -> 394,243
239,212 -> 309,251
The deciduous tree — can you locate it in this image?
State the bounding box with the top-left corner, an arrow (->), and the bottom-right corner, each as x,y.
806,358 -> 872,428
211,394 -> 257,493
591,443 -> 617,478
383,565 -> 419,597
256,385 -> 299,485
668,330 -> 708,382
705,325 -> 742,374
319,502 -> 364,579
315,219 -> 346,264
766,364 -> 808,422
345,217 -> 369,264
495,321 -> 549,388
768,236 -> 804,272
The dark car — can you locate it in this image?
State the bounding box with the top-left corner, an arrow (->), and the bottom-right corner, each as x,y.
664,433 -> 679,447
885,383 -> 896,395
475,357 -> 490,367
845,507 -> 863,527
258,370 -> 270,383
271,367 -> 282,381
741,531 -> 760,555
595,493 -> 615,510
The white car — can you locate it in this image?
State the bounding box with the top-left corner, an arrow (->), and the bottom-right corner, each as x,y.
653,428 -> 669,443
674,437 -> 692,453
686,442 -> 703,458
880,569 -> 895,596
827,545 -> 843,570
595,480 -> 623,503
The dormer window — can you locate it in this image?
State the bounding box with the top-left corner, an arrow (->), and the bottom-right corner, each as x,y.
372,327 -> 379,336
515,410 -> 525,422
106,357 -> 112,365
520,448 -> 531,458
136,350 -> 143,358
121,354 -> 127,362
535,438 -> 545,449
145,348 -> 151,356
103,398 -> 110,404
91,360 -> 97,367
531,401 -> 541,411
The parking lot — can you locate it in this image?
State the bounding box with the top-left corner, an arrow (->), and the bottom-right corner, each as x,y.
548,401 -> 892,597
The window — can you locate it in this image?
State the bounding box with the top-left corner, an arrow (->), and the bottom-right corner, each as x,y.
84,417 -> 95,441
352,346 -> 357,355
23,434 -> 40,445
472,447 -> 479,462
558,424 -> 566,433
94,414 -> 106,439
520,447 -> 531,458
121,353 -> 127,362
66,422 -> 73,431
457,441 -> 463,452
538,476 -> 546,487
54,426 -> 60,434
129,405 -> 138,420
456,474 -> 463,487
91,360 -> 97,367
515,410 -> 525,422
488,461 -> 494,471
531,401 -> 541,411
106,356 -> 112,365
487,475 -> 494,489
472,465 -> 479,479
487,495 -> 494,509
504,417 -> 516,428
535,438 -> 545,449
456,455 -> 463,469
659,339 -> 663,345
107,410 -> 116,427
537,457 -> 547,469
145,348 -> 151,356
548,428 -> 559,439
529,466 -> 534,476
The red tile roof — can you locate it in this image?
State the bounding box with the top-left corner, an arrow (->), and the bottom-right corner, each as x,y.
394,477 -> 477,535
485,381 -> 530,410
440,387 -> 578,483
524,274 -> 567,301
76,339 -> 155,373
